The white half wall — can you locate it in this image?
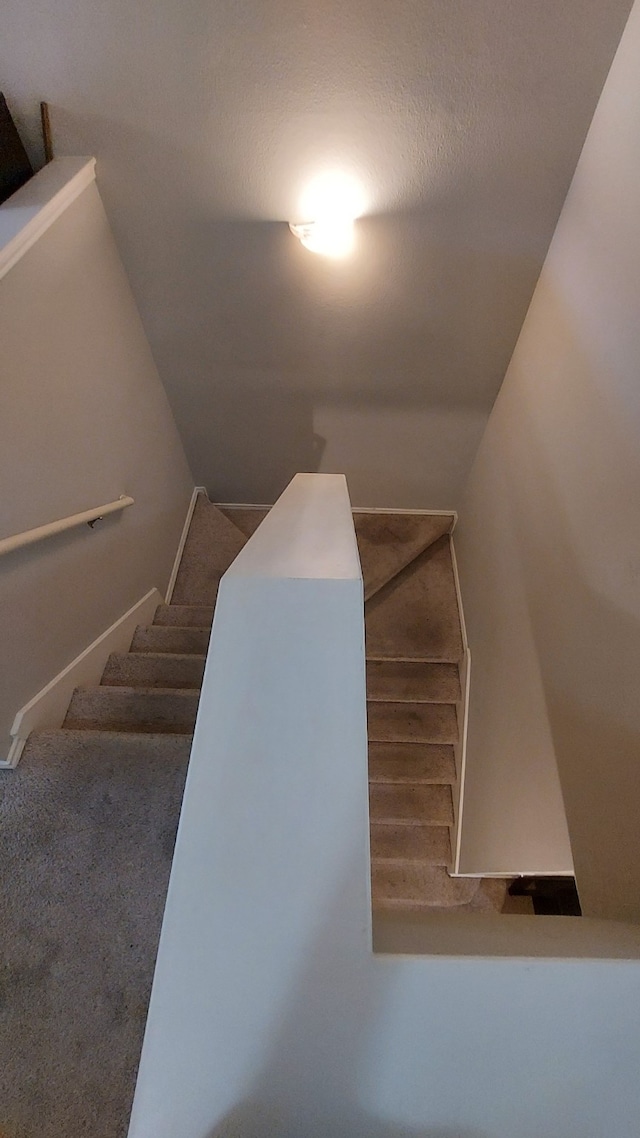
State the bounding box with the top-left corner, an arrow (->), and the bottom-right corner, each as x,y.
0,164 -> 194,756
454,0 -> 640,918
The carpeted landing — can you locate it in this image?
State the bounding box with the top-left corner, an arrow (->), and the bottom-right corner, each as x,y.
0,731 -> 190,1138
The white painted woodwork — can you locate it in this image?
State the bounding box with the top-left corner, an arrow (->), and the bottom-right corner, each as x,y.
0,495 -> 133,558
0,157 -> 95,279
165,486 -> 206,603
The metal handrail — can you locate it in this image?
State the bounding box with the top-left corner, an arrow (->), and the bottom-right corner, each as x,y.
0,495 -> 134,557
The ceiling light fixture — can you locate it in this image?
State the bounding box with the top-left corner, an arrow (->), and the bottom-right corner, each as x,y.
290,171 -> 365,258
289,217 -> 355,258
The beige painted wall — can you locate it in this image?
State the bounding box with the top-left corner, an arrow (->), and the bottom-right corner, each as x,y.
455,0 -> 640,920
0,181 -> 194,753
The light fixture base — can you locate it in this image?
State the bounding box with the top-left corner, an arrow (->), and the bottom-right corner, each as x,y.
289,217 -> 355,258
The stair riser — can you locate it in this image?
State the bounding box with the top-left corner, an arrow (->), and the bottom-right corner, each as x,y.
369,752 -> 456,784
368,742 -> 456,785
367,660 -> 460,703
369,783 -> 454,826
367,702 -> 458,745
154,605 -> 214,628
130,626 -> 210,655
64,688 -> 200,733
370,823 -> 451,865
26,728 -> 193,760
371,862 -> 478,909
102,653 -> 205,690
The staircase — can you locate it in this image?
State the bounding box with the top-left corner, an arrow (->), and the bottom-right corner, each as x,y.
355,512 -> 507,913
62,498 -> 248,736
0,492 -> 506,1137
42,496 -> 503,913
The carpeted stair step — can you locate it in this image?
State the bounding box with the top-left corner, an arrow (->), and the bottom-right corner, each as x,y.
371,862 -> 480,909
171,495 -> 247,605
370,822 -> 451,864
367,660 -> 460,703
130,624 -> 210,655
369,782 -> 453,826
367,701 -> 458,744
219,506 -> 270,538
354,512 -> 454,601
102,652 -> 205,690
365,537 -> 463,662
19,727 -> 193,764
369,741 -> 456,783
373,877 -> 508,914
153,603 -> 214,627
64,686 -> 200,733
467,878 -> 510,912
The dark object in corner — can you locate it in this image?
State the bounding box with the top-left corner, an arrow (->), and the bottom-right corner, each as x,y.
0,92 -> 34,205
509,876 -> 582,916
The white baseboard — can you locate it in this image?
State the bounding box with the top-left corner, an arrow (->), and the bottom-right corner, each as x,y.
449,535 -> 470,875
449,869 -> 576,879
214,502 -> 458,526
351,507 -> 458,526
451,646 -> 471,875
213,501 -> 273,510
3,587 -> 163,770
165,486 -> 206,603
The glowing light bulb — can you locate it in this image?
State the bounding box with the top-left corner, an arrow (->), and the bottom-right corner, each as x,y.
289,217 -> 355,258
290,171 -> 365,258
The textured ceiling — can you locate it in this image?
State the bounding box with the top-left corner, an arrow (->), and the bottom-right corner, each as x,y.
1,0 -> 634,505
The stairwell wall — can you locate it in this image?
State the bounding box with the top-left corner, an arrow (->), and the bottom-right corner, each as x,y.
0,174 -> 194,757
454,0 -> 640,919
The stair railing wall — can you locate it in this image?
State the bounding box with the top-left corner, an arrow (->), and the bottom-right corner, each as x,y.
127,472 -> 370,1138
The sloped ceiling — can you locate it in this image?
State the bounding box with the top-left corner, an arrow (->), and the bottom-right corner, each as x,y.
1,0 -> 634,505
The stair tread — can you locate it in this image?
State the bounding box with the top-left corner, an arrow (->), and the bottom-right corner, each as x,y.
365,537 -> 463,662
367,701 -> 458,744
369,742 -> 456,783
369,782 -> 453,826
354,512 -> 454,601
367,660 -> 460,703
370,823 -> 451,864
